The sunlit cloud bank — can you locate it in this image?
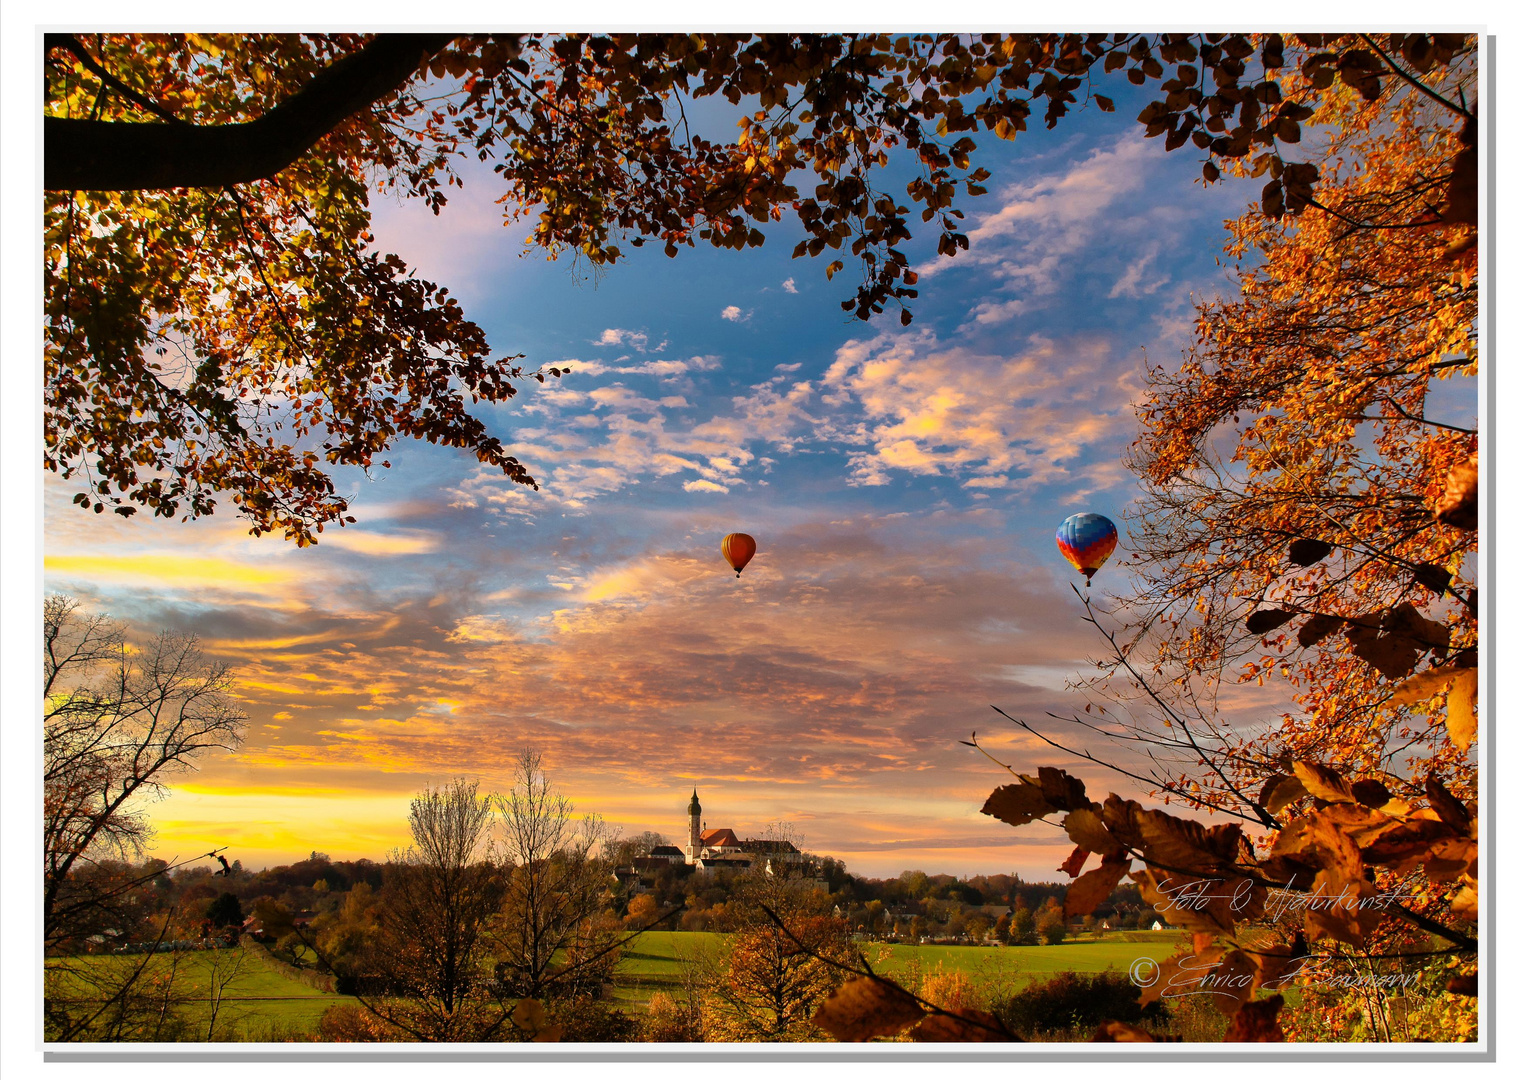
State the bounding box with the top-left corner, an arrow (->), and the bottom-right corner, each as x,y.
47,490 -> 1194,875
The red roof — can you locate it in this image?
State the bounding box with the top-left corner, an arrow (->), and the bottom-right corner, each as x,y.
699,828 -> 739,847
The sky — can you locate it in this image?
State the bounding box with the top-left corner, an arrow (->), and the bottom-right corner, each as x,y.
32,59 -> 1391,880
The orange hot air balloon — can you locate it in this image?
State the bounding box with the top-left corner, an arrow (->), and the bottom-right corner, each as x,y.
721,533 -> 757,578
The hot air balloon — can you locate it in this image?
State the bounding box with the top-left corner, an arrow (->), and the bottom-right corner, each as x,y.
721,533 -> 757,578
1055,513 -> 1117,586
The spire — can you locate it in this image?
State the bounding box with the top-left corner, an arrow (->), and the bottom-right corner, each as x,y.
689,788 -> 701,814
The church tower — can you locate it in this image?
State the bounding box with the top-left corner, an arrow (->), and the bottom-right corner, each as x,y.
686,789 -> 702,864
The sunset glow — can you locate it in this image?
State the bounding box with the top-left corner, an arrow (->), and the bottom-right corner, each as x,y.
42,110 -> 1324,880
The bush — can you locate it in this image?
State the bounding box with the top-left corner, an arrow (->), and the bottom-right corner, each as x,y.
642,991 -> 702,1042
920,969 -> 978,1013
545,997 -> 639,1042
995,971 -> 1155,1038
318,1004 -> 397,1042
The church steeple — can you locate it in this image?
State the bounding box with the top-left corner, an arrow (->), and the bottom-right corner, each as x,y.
686,788 -> 703,864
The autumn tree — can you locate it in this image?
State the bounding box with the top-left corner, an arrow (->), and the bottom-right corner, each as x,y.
805,32 -> 1479,1046
1007,905 -> 1037,946
708,909 -> 856,1042
1102,33 -> 1478,796
45,32 -> 1469,543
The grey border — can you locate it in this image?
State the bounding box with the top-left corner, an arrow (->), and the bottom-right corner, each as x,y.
39,30 -> 1495,1066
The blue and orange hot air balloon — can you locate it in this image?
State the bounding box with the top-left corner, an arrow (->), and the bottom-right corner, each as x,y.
721,532 -> 757,578
1055,513 -> 1117,586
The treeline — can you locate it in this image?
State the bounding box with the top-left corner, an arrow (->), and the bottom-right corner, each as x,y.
71,844 -> 1148,964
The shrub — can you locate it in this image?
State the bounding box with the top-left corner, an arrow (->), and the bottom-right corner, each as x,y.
545,997 -> 639,1042
317,1004 -> 396,1042
642,991 -> 702,1042
995,971 -> 1154,1038
920,969 -> 978,1013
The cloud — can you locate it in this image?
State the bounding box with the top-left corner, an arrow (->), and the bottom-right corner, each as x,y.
134,510 -> 1225,875
1108,246 -> 1170,299
683,479 -> 728,493
595,327 -> 650,350
720,305 -> 749,322
917,135 -> 1188,326
45,554 -> 294,594
781,278 -> 798,294
320,529 -> 440,557
818,326 -> 1140,495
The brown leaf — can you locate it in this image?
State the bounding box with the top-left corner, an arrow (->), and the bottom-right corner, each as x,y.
1288,538 -> 1332,566
511,998 -> 549,1032
1092,1020 -> 1155,1042
1446,973 -> 1478,996
1447,668 -> 1477,749
1065,857 -> 1130,919
1136,946 -> 1222,1007
1451,884 -> 1478,920
1205,949 -> 1260,1016
1135,808 -> 1242,873
1271,812 -> 1363,880
1389,664 -> 1464,706
1434,452 -> 1478,529
1298,613 -> 1344,648
1292,761 -> 1355,804
1358,817 -> 1452,871
1426,773 -> 1474,836
1224,995 -> 1285,1042
1246,608 -> 1297,634
1345,621 -> 1419,679
1258,774 -> 1308,814
811,976 -> 926,1041
1349,778 -> 1392,808
1414,563 -> 1453,593
1258,854 -> 1317,891
1059,844 -> 1090,878
1100,794 -> 1146,850
908,1008 -> 1018,1042
1130,869 -> 1240,936
1303,870 -> 1382,947
1439,143 -> 1478,226
981,780 -> 1052,826
1253,945 -> 1301,991
1384,602 -> 1451,655
1037,766 -> 1090,811
1422,837 -> 1476,883
1063,806 -> 1128,860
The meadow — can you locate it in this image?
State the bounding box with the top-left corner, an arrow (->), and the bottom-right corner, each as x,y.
610,930 -> 1193,1012
51,930 -> 1195,1038
47,948 -> 359,1041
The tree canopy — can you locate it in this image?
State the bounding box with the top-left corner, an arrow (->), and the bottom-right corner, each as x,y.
45,32 -> 1476,543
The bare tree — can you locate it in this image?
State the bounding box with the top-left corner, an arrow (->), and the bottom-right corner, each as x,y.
43,595 -> 245,949
201,945 -> 253,1040
492,749 -> 619,1000
364,778 -> 504,1040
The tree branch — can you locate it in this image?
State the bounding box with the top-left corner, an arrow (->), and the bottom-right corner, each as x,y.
45,34 -> 455,191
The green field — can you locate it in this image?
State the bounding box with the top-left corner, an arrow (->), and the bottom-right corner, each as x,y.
52,930 -> 1197,1037
610,930 -> 1192,1012
47,948 -> 358,1040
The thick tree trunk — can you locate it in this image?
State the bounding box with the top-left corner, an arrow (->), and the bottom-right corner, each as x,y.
44,34 -> 455,191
